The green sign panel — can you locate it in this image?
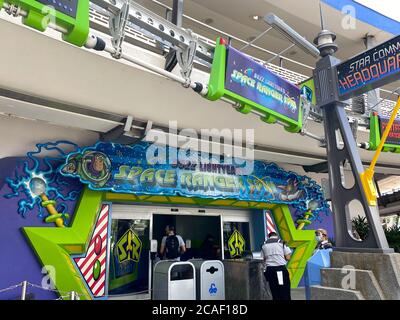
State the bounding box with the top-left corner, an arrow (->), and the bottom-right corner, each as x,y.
207,38 -> 303,133
3,0 -> 89,46
369,112 -> 400,153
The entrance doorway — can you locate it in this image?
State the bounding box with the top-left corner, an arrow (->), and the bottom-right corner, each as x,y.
153,214 -> 222,261
107,204 -> 253,299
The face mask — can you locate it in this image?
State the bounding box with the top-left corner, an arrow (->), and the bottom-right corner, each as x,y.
316,235 -> 323,242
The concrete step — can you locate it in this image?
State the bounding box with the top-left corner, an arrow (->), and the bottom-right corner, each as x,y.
330,251 -> 400,299
320,268 -> 385,300
310,285 -> 364,300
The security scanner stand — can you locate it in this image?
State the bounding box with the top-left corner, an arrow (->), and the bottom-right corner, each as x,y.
153,261 -> 196,300
189,259 -> 225,300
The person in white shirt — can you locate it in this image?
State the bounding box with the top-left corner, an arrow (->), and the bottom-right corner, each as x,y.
159,225 -> 186,261
261,232 -> 292,300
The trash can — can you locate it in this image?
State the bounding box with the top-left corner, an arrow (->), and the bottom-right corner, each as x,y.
153,261 -> 196,300
190,259 -> 225,300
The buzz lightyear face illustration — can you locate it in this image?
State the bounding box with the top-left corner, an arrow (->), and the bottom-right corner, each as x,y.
61,151 -> 111,187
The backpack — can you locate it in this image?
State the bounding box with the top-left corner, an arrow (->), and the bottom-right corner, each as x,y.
262,238 -> 286,254
165,235 -> 180,259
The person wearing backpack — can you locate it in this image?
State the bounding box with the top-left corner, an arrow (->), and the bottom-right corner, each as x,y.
159,225 -> 186,261
261,232 -> 292,300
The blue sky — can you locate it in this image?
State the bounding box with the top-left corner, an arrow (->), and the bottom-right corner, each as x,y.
355,0 -> 400,22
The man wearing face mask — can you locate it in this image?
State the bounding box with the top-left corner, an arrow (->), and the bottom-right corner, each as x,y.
315,229 -> 333,250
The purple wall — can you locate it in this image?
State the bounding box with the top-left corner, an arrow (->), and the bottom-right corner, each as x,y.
296,208 -> 334,241
0,157 -> 81,300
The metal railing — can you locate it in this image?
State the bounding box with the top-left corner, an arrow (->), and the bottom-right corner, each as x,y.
0,281 -> 90,300
151,0 -> 315,72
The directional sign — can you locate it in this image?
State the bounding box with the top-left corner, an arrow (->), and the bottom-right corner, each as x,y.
337,35 -> 400,100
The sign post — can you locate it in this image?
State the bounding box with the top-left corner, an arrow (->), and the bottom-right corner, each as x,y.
313,29 -> 393,252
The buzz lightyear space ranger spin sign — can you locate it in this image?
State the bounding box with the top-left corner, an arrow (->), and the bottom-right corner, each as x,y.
60,141 -> 328,213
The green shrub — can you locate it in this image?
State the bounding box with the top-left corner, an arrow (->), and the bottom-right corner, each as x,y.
384,225 -> 400,253
351,215 -> 369,240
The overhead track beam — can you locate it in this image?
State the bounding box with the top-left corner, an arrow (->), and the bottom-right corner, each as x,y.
90,0 -> 213,65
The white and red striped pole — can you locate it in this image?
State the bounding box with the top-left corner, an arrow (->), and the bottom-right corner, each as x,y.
265,210 -> 276,239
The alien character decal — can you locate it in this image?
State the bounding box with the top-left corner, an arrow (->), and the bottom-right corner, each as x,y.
278,178 -> 305,201
61,151 -> 111,188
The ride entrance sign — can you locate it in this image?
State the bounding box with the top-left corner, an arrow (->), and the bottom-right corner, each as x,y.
207,38 -> 302,133
337,35 -> 400,100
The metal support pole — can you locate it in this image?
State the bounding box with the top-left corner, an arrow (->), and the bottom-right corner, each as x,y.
265,43 -> 295,64
69,291 -> 76,300
321,103 -> 390,251
313,31 -> 392,252
240,27 -> 272,51
171,0 -> 183,27
364,35 -> 381,116
20,281 -> 27,300
164,0 -> 184,72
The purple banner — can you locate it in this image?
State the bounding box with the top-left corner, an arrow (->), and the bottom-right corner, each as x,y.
225,46 -> 301,122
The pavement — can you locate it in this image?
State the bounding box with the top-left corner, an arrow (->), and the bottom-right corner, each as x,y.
291,287 -> 306,300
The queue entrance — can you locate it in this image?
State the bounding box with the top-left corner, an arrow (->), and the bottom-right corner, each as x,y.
107,204 -> 253,300
152,213 -> 222,261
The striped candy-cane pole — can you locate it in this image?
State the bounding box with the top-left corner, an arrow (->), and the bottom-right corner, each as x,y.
74,204 -> 110,298
265,210 -> 276,238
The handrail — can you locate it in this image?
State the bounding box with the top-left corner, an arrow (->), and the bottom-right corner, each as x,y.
151,0 -> 315,71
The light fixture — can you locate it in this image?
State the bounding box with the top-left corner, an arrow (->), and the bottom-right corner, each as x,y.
251,15 -> 262,21
263,13 -> 320,58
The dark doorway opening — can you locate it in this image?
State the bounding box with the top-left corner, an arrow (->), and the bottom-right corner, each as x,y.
153,214 -> 222,260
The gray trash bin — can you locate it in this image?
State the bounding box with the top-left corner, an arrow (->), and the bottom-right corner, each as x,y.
190,259 -> 225,300
153,261 -> 196,300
